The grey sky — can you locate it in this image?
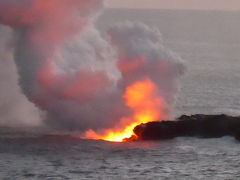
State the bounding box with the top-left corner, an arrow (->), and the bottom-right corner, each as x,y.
106,0 -> 240,10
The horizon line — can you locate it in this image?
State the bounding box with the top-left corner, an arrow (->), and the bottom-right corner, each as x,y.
106,7 -> 240,12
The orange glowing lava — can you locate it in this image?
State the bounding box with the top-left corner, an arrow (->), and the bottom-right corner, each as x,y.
84,78 -> 165,142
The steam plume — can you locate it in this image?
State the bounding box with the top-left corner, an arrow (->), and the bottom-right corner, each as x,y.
0,0 -> 185,133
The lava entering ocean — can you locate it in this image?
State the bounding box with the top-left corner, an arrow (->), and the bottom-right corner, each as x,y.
84,79 -> 165,142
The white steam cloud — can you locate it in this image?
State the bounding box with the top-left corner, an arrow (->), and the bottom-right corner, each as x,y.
0,0 -> 184,132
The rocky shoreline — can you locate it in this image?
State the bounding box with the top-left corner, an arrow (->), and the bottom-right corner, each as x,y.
130,114 -> 240,141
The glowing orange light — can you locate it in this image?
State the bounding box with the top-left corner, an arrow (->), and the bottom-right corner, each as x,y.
84,79 -> 164,142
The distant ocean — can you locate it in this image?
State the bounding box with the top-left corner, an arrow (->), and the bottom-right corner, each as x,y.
1,9 -> 240,179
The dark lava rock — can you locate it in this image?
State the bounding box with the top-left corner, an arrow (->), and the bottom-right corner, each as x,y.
133,114 -> 240,141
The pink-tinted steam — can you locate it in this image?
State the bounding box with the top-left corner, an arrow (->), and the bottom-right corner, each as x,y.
0,1 -> 185,132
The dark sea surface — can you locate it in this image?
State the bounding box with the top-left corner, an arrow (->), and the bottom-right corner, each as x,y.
1,9 -> 240,179
0,136 -> 240,179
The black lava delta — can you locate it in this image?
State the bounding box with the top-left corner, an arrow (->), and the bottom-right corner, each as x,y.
133,114 -> 240,141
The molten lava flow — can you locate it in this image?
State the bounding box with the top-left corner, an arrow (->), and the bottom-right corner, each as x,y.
85,78 -> 165,142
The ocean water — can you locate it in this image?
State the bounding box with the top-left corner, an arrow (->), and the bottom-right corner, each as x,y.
1,9 -> 240,179
0,136 -> 240,179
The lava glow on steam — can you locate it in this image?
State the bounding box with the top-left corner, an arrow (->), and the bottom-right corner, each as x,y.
84,79 -> 164,142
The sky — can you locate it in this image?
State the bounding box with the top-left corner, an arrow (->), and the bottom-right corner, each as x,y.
106,0 -> 240,11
